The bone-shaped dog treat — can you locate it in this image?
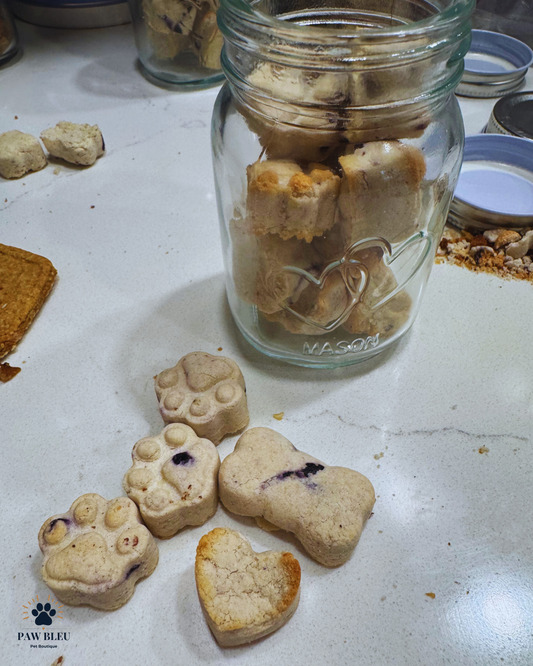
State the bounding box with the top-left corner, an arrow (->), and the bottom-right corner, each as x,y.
219,428 -> 375,566
246,160 -> 340,242
155,352 -> 249,444
123,424 -> 220,539
38,494 -> 159,610
195,527 -> 301,646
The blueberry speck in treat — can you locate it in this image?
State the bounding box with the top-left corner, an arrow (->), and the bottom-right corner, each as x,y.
172,451 -> 194,466
295,463 -> 324,478
48,518 -> 70,531
276,471 -> 295,481
125,563 -> 141,579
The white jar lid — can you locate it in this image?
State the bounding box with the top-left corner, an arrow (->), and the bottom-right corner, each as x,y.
449,134 -> 533,231
456,29 -> 533,98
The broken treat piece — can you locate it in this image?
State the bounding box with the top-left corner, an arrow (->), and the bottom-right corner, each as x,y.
195,527 -> 301,646
0,244 -> 57,359
40,122 -> 105,166
230,218 -> 320,314
123,423 -> 220,539
246,160 -> 340,241
338,141 -> 426,245
0,130 -> 47,179
155,352 -> 249,444
343,248 -> 412,338
0,362 -> 21,382
38,494 -> 159,610
219,427 -> 375,567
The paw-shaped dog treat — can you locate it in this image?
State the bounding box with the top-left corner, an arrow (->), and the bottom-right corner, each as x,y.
219,428 -> 375,567
123,424 -> 220,539
195,527 -> 301,646
155,352 -> 249,445
38,494 -> 159,610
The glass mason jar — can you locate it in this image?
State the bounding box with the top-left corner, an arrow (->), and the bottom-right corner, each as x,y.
0,0 -> 19,65
213,0 -> 473,367
129,0 -> 225,87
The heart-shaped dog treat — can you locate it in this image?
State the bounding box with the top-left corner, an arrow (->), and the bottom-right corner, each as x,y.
38,494 -> 159,610
195,527 -> 301,646
123,424 -> 220,539
155,352 -> 249,445
219,428 -> 375,567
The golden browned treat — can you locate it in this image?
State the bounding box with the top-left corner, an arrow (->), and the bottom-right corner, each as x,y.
123,423 -> 220,539
246,160 -> 340,241
0,244 -> 57,359
155,352 -> 249,444
343,249 -> 412,338
265,271 -> 350,335
338,141 -> 426,245
219,427 -> 375,567
0,362 -> 21,382
195,527 -> 301,646
38,494 -> 159,610
436,226 -> 533,282
230,218 -> 321,314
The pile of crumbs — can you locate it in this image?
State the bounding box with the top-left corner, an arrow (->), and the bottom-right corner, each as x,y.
436,226 -> 533,282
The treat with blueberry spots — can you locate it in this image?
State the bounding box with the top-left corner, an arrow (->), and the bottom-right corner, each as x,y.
38,494 -> 158,610
155,352 -> 249,445
219,427 -> 375,567
123,423 -> 220,539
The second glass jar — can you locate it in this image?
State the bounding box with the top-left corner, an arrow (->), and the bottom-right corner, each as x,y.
213,0 -> 473,367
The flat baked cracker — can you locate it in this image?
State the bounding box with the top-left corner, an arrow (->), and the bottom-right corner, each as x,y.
0,243 -> 57,359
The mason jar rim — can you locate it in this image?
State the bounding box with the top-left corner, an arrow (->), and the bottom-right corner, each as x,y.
219,0 -> 474,46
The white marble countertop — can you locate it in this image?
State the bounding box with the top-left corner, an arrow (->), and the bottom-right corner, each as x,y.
1,21 -> 533,666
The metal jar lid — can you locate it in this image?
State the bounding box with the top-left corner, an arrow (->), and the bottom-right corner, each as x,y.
457,29 -> 533,98
486,91 -> 533,140
448,134 -> 533,232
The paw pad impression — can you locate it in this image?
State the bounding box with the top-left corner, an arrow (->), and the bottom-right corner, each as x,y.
195,527 -> 301,646
38,494 -> 159,610
155,352 -> 249,444
123,423 -> 220,539
219,427 -> 376,567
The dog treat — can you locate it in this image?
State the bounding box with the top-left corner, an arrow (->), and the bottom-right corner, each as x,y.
343,248 -> 412,338
155,352 -> 249,444
230,218 -> 321,314
246,160 -> 340,241
264,270 -> 350,335
38,494 -> 159,610
242,62 -> 429,162
191,8 -> 224,70
195,527 -> 301,646
338,141 -> 426,245
40,122 -> 105,166
142,0 -> 222,68
0,244 -> 57,359
219,427 -> 375,567
0,130 -> 47,179
123,423 -> 220,539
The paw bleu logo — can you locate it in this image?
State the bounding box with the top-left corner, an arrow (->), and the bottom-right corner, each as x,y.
23,595 -> 62,627
18,594 -> 70,647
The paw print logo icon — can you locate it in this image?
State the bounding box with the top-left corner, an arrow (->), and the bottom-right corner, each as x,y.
23,595 -> 63,628
32,602 -> 55,626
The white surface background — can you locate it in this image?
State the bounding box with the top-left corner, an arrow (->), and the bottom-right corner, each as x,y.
1,21 -> 533,666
